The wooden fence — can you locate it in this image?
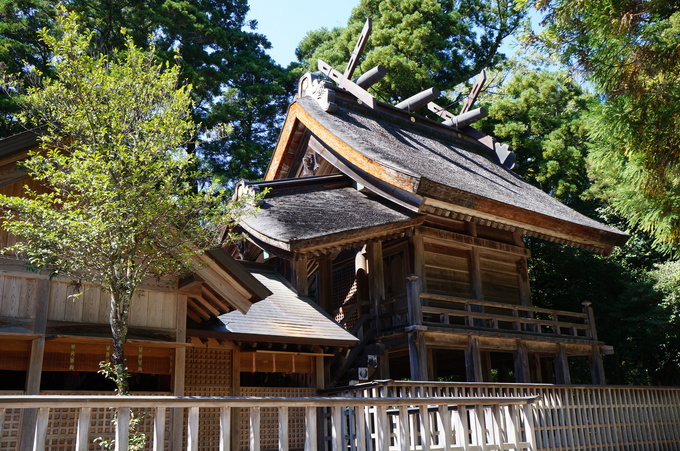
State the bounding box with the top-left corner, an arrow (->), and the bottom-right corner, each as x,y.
0,394 -> 537,451
333,381 -> 680,451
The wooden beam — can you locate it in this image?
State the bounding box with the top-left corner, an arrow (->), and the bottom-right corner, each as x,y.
343,18 -> 372,81
318,59 -> 377,109
460,70 -> 486,114
408,328 -> 428,381
554,344 -> 571,385
590,346 -> 606,385
514,341 -> 531,383
294,255 -> 309,297
200,285 -> 233,314
420,226 -> 531,258
465,337 -> 483,382
186,297 -> 211,322
171,295 -> 187,451
19,278 -> 50,450
366,242 -> 384,336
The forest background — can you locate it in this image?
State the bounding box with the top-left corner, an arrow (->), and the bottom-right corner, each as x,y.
1,0 -> 679,386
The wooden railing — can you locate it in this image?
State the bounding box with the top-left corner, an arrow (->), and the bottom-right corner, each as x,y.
0,394 -> 537,451
384,276 -> 600,341
420,293 -> 595,339
334,380 -> 680,451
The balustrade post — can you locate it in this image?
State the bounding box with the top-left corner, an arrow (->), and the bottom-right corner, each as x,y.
219,407 -> 231,451
32,407 -> 49,451
187,407 -> 199,451
153,407 -> 166,451
582,301 -> 599,340
304,407 -> 317,451
76,407 -> 92,451
115,407 -> 130,451
250,407 -> 261,451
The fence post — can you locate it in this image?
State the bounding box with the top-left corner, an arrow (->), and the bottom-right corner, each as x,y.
115,408 -> 130,451
523,402 -> 537,451
219,407 -> 231,451
75,407 -> 92,451
187,407 -> 199,451
304,407 -> 317,451
32,407 -> 49,451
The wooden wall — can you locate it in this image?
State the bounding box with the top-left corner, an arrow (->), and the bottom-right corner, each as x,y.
421,232 -> 525,305
0,273 -> 177,330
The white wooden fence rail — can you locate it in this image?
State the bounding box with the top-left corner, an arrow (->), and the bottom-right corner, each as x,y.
333,381 -> 680,451
0,394 -> 538,451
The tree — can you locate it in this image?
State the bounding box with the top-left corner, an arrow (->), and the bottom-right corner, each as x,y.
480,70 -> 595,207
0,0 -> 292,184
524,0 -> 680,253
0,12 -> 252,395
480,68 -> 680,384
294,0 -> 527,103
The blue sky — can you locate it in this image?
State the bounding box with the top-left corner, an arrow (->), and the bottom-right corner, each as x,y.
246,1 -> 526,68
246,0 -> 359,66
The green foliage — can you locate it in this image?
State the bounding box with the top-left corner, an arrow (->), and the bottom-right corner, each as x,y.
294,0 -> 528,103
525,0 -> 680,254
0,12 -> 255,395
481,70 -> 594,206
0,0 -> 291,184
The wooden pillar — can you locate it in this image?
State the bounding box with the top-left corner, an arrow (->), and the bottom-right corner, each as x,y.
554,344 -> 571,385
410,234 -> 424,279
516,258 -> 532,307
590,347 -> 606,385
366,241 -> 384,335
231,346 -> 241,451
317,256 -> 333,314
582,301 -> 599,340
465,337 -> 483,382
355,247 -> 369,340
19,278 -> 50,450
406,275 -> 422,327
171,294 -> 188,451
408,328 -> 428,381
514,340 -> 531,383
294,255 -> 309,297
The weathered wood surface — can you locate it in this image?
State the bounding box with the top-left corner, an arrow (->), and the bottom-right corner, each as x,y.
339,381 -> 680,451
0,393 -> 537,451
409,291 -> 594,340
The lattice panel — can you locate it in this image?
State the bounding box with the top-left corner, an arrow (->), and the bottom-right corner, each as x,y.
0,392 -> 22,450
39,391 -> 170,451
332,263 -> 358,329
239,387 -> 316,451
184,347 -> 233,450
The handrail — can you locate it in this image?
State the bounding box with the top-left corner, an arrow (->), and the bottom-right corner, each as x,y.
420,293 -> 588,319
0,394 -> 539,408
416,290 -> 595,339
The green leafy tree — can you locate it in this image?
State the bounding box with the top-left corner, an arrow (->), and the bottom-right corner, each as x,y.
0,0 -> 292,184
0,12 -> 252,395
481,70 -> 594,207
524,0 -> 680,253
481,69 -> 680,384
294,0 -> 528,103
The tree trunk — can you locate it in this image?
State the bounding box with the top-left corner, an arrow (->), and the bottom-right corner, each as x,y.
109,290 -> 132,395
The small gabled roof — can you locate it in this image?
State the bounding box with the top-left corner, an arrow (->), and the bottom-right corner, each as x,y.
196,264 -> 358,347
239,174 -> 422,256
266,92 -> 628,254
